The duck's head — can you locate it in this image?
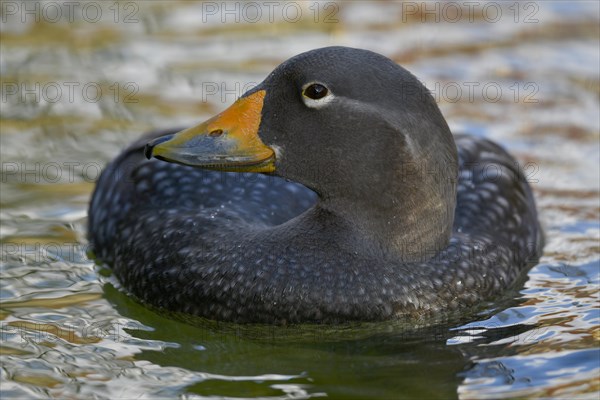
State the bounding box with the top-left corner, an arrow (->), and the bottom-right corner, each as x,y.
146,47 -> 458,258
147,46 -> 456,197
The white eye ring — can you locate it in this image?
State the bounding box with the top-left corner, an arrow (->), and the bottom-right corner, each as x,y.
301,82 -> 335,109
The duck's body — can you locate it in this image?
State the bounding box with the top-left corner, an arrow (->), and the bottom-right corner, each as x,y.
89,47 -> 542,323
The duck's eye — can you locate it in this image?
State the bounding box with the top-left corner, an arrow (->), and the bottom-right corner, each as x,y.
303,83 -> 328,100
301,82 -> 334,109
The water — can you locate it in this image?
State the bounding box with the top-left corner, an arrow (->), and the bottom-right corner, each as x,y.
1,1 -> 598,399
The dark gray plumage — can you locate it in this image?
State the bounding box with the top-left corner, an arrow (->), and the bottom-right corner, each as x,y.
88,47 -> 543,323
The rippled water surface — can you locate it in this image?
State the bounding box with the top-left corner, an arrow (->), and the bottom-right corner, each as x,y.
1,1 -> 599,399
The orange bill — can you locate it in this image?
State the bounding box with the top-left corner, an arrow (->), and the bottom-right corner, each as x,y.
145,90 -> 275,173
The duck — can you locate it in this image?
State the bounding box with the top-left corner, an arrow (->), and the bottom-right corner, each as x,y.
88,46 -> 543,324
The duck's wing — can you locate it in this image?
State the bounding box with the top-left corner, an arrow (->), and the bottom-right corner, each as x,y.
453,134 -> 543,259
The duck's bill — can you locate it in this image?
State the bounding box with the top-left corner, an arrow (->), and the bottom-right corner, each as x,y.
144,90 -> 275,173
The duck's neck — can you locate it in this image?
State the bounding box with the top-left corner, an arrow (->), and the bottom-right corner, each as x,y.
317,155 -> 457,263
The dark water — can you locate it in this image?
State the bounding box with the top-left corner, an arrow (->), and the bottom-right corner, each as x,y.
1,1 -> 598,399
